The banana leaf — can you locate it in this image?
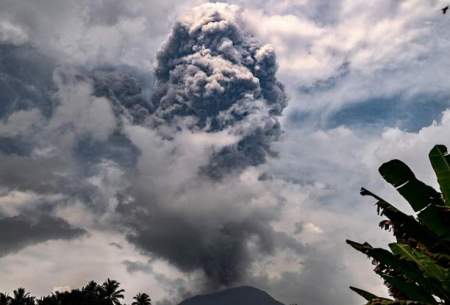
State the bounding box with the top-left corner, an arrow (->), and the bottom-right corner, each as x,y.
381,275 -> 437,304
349,286 -> 381,301
429,145 -> 450,207
418,205 -> 450,239
379,160 -> 443,212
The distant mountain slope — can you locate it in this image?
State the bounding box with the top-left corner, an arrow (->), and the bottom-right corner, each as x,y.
178,286 -> 285,305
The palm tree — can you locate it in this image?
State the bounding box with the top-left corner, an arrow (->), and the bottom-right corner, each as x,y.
0,293 -> 11,305
83,281 -> 101,299
101,279 -> 124,305
10,288 -> 34,305
37,294 -> 58,305
132,293 -> 152,305
3,279 -> 149,305
83,281 -> 100,293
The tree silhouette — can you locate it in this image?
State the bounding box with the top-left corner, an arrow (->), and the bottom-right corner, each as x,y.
348,145 -> 450,305
83,281 -> 100,295
0,293 -> 11,305
2,279 -> 150,305
132,293 -> 152,305
82,281 -> 102,304
10,289 -> 34,305
101,279 -> 125,305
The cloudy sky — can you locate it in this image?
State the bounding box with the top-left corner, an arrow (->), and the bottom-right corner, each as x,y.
0,0 -> 449,305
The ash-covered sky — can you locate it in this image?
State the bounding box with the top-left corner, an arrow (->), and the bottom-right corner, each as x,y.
1,1 -> 450,305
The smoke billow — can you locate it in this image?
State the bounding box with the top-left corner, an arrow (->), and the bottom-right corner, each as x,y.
150,3 -> 287,177
116,3 -> 295,289
0,2 -> 298,295
89,65 -> 155,124
0,214 -> 85,257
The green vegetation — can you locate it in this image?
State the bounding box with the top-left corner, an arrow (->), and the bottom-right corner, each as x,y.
0,279 -> 150,305
347,145 -> 450,305
131,293 -> 152,305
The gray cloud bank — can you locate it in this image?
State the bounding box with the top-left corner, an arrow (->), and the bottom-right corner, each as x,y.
0,214 -> 85,257
1,1 -> 449,305
0,1 -> 298,296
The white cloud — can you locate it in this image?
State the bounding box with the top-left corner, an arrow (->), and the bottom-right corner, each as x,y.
0,110 -> 43,137
0,1 -> 449,305
0,20 -> 28,45
244,0 -> 439,82
49,77 -> 117,142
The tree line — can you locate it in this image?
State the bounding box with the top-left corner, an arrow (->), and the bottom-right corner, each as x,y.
0,279 -> 151,305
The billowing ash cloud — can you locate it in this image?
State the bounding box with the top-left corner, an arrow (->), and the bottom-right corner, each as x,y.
150,3 -> 287,178
0,2 -> 298,297
111,4 -> 296,289
89,65 -> 155,124
121,196 -> 298,288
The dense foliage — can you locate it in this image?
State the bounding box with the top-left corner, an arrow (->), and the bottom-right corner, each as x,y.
0,279 -> 151,305
348,145 -> 450,305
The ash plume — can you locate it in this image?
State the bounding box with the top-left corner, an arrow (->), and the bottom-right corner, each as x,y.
0,2 -> 297,295
151,3 -> 287,177
117,3 -> 296,289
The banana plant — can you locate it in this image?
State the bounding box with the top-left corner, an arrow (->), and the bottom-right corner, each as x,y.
348,145 -> 450,305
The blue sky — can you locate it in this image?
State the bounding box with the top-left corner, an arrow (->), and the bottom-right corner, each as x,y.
0,1 -> 449,305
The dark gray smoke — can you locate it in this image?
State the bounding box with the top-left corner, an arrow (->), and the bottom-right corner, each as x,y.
151,3 -> 287,177
117,3 -> 298,289
0,214 -> 85,257
121,194 -> 300,288
0,3 -> 298,294
89,65 -> 155,124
